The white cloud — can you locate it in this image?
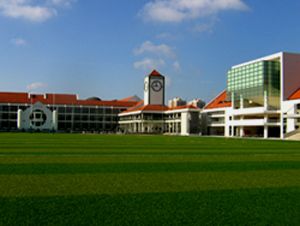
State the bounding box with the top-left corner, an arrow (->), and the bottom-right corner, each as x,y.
49,0 -> 75,7
173,61 -> 181,72
156,32 -> 180,41
140,0 -> 248,23
193,23 -> 213,33
156,32 -> 173,39
133,58 -> 165,71
133,41 -> 181,72
0,0 -> 75,22
191,17 -> 218,33
11,37 -> 27,46
134,41 -> 176,59
165,76 -> 172,87
26,82 -> 48,91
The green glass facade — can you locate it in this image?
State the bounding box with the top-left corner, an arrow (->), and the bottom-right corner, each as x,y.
227,60 -> 280,109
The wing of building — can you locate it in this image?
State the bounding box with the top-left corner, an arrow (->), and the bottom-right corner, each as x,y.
0,70 -> 202,135
0,92 -> 138,132
202,52 -> 300,139
1,52 -> 300,139
118,70 -> 202,135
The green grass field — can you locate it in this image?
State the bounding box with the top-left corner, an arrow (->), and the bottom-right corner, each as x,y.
0,133 -> 299,225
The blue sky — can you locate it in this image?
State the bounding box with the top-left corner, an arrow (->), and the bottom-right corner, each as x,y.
1,0 -> 300,102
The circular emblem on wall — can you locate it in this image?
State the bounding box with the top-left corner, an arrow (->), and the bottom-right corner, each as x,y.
29,109 -> 47,127
151,80 -> 163,92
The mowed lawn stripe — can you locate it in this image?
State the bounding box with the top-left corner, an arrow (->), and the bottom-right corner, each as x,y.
0,170 -> 299,197
1,154 -> 300,164
0,133 -> 299,225
0,145 -> 300,152
1,151 -> 300,155
1,188 -> 299,226
1,134 -> 300,152
0,161 -> 300,175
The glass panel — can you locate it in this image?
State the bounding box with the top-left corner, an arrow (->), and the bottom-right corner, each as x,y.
227,60 -> 280,109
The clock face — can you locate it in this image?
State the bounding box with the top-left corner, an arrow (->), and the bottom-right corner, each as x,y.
144,81 -> 148,91
151,80 -> 163,92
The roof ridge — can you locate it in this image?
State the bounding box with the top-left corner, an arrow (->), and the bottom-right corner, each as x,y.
148,70 -> 162,77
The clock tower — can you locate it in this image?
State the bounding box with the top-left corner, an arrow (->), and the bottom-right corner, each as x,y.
144,70 -> 165,106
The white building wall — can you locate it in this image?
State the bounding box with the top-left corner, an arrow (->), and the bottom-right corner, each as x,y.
181,112 -> 190,136
17,109 -> 22,129
225,108 -> 232,137
283,53 -> 300,100
282,99 -> 300,133
18,102 -> 56,131
144,76 -> 150,105
53,110 -> 58,131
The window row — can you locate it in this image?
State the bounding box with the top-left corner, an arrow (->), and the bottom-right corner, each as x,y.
58,114 -> 118,122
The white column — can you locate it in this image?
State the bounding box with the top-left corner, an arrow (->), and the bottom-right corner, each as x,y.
264,126 -> 268,139
240,116 -> 244,137
224,112 -> 230,137
280,113 -> 285,139
231,115 -> 235,137
264,115 -> 268,139
181,112 -> 190,136
240,127 -> 244,137
52,110 -> 58,131
240,95 -> 244,109
264,90 -> 268,110
141,123 -> 144,133
135,123 -> 137,133
225,125 -> 230,137
17,109 -> 23,129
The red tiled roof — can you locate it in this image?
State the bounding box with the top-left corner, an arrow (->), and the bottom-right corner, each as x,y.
141,105 -> 169,111
288,88 -> 300,100
0,92 -> 138,108
0,92 -> 28,103
122,100 -> 144,112
170,104 -> 198,110
121,102 -> 199,114
121,104 -> 168,113
204,90 -> 232,110
149,70 -> 163,77
118,95 -> 141,102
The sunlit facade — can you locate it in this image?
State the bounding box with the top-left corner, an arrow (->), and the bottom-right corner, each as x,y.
1,52 -> 300,139
228,60 -> 281,109
0,93 -> 136,132
202,52 -> 300,139
118,70 -> 201,136
0,70 -> 202,135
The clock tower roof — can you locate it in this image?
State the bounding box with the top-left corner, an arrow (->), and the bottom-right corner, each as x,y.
148,70 -> 163,77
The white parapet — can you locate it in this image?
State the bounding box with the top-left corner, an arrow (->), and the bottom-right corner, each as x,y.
230,119 -> 265,126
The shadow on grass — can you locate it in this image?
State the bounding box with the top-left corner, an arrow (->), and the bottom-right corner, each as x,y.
0,161 -> 300,175
0,187 -> 299,226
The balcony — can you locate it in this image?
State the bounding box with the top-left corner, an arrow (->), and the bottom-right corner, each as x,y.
230,119 -> 265,126
230,118 -> 281,126
232,107 -> 280,116
208,119 -> 225,127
